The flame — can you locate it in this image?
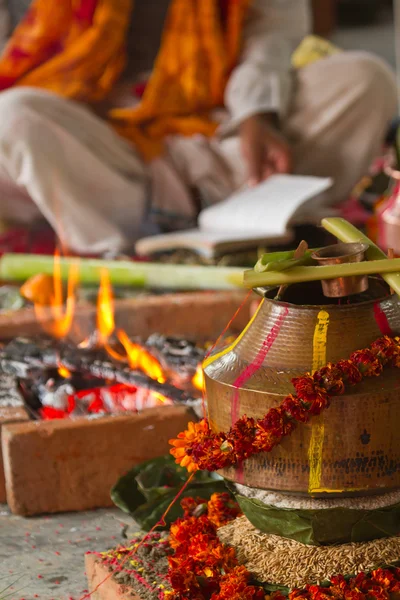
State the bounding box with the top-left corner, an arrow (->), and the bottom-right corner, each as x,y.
97,269 -> 115,345
192,364 -> 205,390
34,250 -> 79,339
152,391 -> 170,405
95,270 -> 167,385
58,365 -> 72,379
117,329 -> 166,383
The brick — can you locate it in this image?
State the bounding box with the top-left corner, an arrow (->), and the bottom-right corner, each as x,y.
0,291 -> 249,342
2,405 -> 193,516
0,406 -> 30,503
85,553 -> 140,600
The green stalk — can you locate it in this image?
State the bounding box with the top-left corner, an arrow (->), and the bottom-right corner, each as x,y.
243,258 -> 400,288
0,254 -> 244,290
322,218 -> 400,296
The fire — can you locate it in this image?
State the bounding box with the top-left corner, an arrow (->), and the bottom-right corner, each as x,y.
117,329 -> 166,383
34,250 -> 79,339
58,365 -> 72,379
97,269 -> 115,345
95,271 -> 167,384
192,364 -> 205,390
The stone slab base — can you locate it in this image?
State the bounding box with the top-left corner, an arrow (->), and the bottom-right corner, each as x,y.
85,553 -> 141,600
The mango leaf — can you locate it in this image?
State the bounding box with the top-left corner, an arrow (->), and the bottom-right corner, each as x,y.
235,495 -> 400,546
111,455 -> 228,530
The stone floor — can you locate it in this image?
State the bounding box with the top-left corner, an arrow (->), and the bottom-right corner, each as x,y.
0,505 -> 130,600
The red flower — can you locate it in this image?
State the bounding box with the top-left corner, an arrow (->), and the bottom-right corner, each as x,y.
227,416 -> 257,462
343,591 -> 366,600
282,394 -> 310,423
336,360 -> 362,385
192,433 -> 233,471
370,336 -> 398,364
181,497 -> 208,518
291,375 -> 330,415
350,349 -> 383,377
292,375 -> 319,400
313,364 -> 345,395
289,590 -> 311,600
254,407 -> 293,452
307,585 -> 334,600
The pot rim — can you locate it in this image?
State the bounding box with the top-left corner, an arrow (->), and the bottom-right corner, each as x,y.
256,277 -> 392,311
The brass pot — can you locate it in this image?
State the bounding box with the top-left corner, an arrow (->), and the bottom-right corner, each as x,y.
205,280 -> 400,497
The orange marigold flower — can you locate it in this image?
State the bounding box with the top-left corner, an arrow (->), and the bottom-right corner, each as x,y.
169,420 -> 210,472
212,565 -> 265,600
289,590 -> 311,600
169,514 -> 216,550
207,492 -> 242,527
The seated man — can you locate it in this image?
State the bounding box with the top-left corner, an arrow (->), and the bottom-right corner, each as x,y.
0,0 -> 395,254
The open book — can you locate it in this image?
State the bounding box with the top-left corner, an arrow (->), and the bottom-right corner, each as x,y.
135,175 -> 333,258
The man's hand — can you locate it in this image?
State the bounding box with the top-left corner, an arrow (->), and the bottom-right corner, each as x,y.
239,114 -> 293,187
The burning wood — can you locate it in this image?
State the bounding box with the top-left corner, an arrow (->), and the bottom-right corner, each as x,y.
0,334 -> 204,419
1,256 -> 207,420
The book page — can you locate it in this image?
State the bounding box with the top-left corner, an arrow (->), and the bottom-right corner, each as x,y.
198,175 -> 333,235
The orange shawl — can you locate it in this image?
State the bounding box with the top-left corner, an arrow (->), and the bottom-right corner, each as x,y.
0,0 -> 250,159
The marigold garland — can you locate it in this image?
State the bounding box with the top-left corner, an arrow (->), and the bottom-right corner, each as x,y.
170,336 -> 400,473
165,493 -> 400,600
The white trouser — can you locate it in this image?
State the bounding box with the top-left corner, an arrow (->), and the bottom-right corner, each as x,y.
0,51 -> 396,253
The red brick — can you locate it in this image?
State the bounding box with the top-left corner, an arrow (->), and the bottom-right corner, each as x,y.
0,406 -> 30,503
0,291 -> 249,342
2,405 -> 193,516
85,553 -> 139,600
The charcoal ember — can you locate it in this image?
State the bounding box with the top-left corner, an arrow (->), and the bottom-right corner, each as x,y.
115,368 -> 193,403
59,346 -> 112,374
145,334 -> 204,379
0,373 -> 25,408
1,336 -> 67,367
0,357 -> 42,379
38,380 -> 75,411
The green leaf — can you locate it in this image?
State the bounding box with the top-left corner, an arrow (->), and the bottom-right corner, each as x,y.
235,495 -> 400,546
111,455 -> 229,531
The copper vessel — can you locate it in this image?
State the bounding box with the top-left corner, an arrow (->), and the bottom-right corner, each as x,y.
205,280 -> 400,497
312,243 -> 369,298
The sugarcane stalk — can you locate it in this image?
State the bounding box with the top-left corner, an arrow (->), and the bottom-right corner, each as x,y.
0,254 -> 244,290
243,258 -> 400,288
321,218 -> 400,296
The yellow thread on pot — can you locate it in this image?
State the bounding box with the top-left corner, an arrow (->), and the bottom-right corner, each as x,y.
308,310 -> 330,493
203,299 -> 265,369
